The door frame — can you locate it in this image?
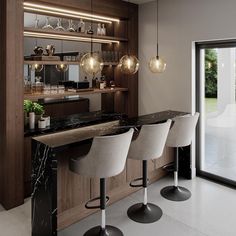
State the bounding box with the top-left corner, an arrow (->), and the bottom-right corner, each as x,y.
195,39 -> 236,188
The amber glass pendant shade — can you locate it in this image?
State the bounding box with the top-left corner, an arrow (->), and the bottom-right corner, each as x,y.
30,64 -> 44,72
80,52 -> 104,76
148,56 -> 166,73
55,63 -> 69,72
119,55 -> 139,75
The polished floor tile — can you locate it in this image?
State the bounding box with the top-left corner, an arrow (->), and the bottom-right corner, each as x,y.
0,177 -> 235,236
59,177 -> 236,236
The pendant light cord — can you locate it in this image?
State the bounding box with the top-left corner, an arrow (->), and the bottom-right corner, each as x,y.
90,0 -> 93,54
156,0 -> 159,59
127,0 -> 130,56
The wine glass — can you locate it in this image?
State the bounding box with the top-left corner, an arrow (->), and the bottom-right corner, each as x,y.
55,18 -> 65,31
42,16 -> 54,30
67,20 -> 75,32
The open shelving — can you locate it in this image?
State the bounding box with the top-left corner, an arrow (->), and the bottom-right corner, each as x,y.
24,27 -> 128,44
24,60 -> 119,66
24,87 -> 128,101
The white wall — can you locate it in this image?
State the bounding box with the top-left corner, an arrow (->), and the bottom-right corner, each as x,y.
139,0 -> 236,115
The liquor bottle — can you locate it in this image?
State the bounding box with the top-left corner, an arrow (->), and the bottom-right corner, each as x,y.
80,19 -> 85,33
97,23 -> 101,35
101,24 -> 106,36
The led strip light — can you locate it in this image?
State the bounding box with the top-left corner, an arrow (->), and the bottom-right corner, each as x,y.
24,2 -> 120,24
24,31 -> 120,44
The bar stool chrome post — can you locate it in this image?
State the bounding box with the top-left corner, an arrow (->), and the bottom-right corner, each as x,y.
127,120 -> 171,224
69,128 -> 134,236
160,113 -> 199,201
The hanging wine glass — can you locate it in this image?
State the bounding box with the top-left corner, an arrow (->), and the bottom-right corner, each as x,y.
55,18 -> 65,31
34,15 -> 39,29
42,16 -> 54,30
67,20 -> 75,32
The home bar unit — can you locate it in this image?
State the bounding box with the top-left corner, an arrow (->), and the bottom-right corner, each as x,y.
0,1 -> 191,235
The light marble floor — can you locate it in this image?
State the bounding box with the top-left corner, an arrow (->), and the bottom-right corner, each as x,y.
0,177 -> 236,236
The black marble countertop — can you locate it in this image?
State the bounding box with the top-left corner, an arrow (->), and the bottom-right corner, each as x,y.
24,111 -> 125,137
32,110 -> 187,148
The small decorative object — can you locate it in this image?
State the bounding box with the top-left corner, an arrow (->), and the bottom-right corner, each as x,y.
99,81 -> 105,89
42,116 -> 50,127
42,16 -> 54,30
97,23 -> 102,35
80,52 -> 103,76
29,112 -> 35,129
101,24 -> 106,36
55,18 -> 65,31
34,46 -> 44,56
119,55 -> 139,75
38,119 -> 46,129
87,25 -> 94,35
110,80 -> 115,89
92,77 -> 96,88
45,45 -> 55,56
67,20 -> 75,32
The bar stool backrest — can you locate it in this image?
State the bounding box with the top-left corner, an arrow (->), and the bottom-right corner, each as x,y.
166,112 -> 199,148
128,120 -> 172,161
70,128 -> 134,178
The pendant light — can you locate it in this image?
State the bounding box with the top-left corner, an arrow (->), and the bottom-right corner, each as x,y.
80,0 -> 103,76
119,0 -> 139,75
148,0 -> 166,73
56,40 -> 69,72
31,35 -> 44,72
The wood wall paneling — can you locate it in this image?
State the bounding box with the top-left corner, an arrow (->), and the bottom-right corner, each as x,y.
0,0 -> 24,209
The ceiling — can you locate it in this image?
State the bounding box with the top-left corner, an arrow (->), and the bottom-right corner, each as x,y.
123,0 -> 154,5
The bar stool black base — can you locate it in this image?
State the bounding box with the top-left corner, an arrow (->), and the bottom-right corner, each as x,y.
160,186 -> 191,201
84,225 -> 123,236
127,203 -> 163,224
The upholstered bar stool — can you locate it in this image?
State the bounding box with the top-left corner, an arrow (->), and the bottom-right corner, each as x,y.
160,112 -> 199,201
127,120 -> 171,224
70,128 -> 134,236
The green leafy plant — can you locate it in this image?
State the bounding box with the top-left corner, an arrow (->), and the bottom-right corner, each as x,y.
24,100 -> 34,114
205,49 -> 217,98
24,100 -> 44,116
32,102 -> 44,115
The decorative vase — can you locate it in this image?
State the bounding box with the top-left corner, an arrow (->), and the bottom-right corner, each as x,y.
29,112 -> 35,130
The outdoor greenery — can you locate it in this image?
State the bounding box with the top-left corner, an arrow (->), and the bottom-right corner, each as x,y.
205,49 -> 217,98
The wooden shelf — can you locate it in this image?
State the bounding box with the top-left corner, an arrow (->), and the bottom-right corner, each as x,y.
24,27 -> 128,44
24,61 -> 119,66
24,87 -> 128,101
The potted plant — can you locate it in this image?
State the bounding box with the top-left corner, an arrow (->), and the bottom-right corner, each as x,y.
32,102 -> 44,123
24,100 -> 44,127
24,100 -> 33,125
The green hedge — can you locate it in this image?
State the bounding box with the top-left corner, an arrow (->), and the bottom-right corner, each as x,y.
205,49 -> 217,98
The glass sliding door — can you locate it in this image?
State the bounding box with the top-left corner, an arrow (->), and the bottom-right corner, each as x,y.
196,41 -> 236,186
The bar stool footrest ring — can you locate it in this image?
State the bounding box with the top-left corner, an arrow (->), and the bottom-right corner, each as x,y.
130,177 -> 149,188
85,196 -> 110,209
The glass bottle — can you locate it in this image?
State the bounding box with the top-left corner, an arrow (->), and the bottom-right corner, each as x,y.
87,25 -> 94,35
101,24 -> 106,36
67,20 -> 75,32
80,19 -> 85,33
97,23 -> 101,35
42,17 -> 54,30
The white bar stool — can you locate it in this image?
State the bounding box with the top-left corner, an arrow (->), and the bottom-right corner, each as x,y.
160,112 -> 199,201
69,128 -> 134,236
127,120 -> 171,224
